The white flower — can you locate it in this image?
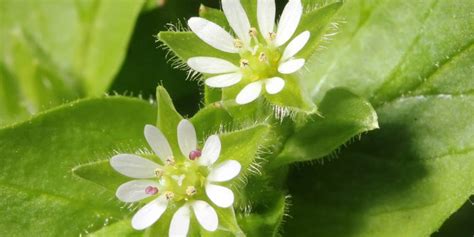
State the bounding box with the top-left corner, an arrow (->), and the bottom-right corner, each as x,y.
110,119 -> 241,236
187,0 -> 310,105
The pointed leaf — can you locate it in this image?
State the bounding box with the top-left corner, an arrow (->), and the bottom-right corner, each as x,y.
156,86 -> 183,157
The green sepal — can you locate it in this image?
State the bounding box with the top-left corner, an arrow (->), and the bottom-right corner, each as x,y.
221,74 -> 316,115
219,123 -> 270,171
191,102 -> 233,138
204,86 -> 223,105
220,99 -> 271,125
156,86 -> 183,157
265,75 -> 316,114
199,5 -> 229,28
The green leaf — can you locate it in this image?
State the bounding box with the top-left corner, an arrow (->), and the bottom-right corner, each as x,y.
190,102 -> 233,137
286,0 -> 474,236
87,219 -> 140,237
204,86 -> 223,105
0,97 -> 156,236
0,63 -> 30,124
219,124 -> 270,172
296,2 -> 343,59
286,95 -> 474,236
432,199 -> 474,237
198,5 -> 229,28
275,87 -> 378,166
237,181 -> 288,237
0,0 -> 144,126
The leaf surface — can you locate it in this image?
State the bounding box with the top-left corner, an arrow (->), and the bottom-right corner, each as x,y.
0,0 -> 144,126
0,97 -> 156,236
275,88 -> 378,166
285,0 -> 474,236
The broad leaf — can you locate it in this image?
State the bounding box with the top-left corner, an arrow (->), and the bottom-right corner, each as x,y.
0,0 -> 144,126
275,87 -> 378,166
0,97 -> 156,236
286,0 -> 474,236
286,95 -> 474,236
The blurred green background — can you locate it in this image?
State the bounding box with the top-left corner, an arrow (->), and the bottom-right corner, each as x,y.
0,0 -> 472,236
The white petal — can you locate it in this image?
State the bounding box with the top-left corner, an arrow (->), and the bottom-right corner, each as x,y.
177,119 -> 197,158
169,205 -> 191,237
208,160 -> 241,182
116,180 -> 160,203
205,183 -> 235,208
192,201 -> 218,231
131,195 -> 168,230
205,72 -> 242,88
235,81 -> 263,105
187,57 -> 239,74
222,0 -> 251,46
188,17 -> 238,53
281,31 -> 310,61
265,77 -> 285,94
275,0 -> 303,46
257,0 -> 276,37
199,135 -> 221,166
110,154 -> 161,179
144,125 -> 173,163
278,58 -> 305,74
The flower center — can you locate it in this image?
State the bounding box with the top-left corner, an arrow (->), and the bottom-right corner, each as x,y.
238,28 -> 281,82
148,161 -> 207,202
